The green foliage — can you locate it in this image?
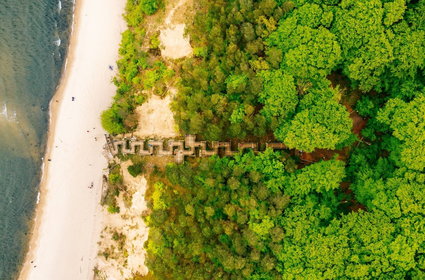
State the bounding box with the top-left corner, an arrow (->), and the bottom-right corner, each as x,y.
173,0 -> 287,140
149,32 -> 160,49
192,46 -> 208,58
116,1 -> 425,278
267,16 -> 341,81
127,163 -> 145,177
229,105 -> 245,124
101,0 -> 171,134
226,74 -> 248,94
103,164 -> 123,213
377,94 -> 425,171
151,182 -> 168,210
145,152 -> 299,279
383,0 -> 406,26
258,70 -> 298,120
261,82 -> 353,152
265,0 -> 424,99
262,4 -> 355,151
331,0 -> 425,92
145,149 -> 425,279
139,0 -> 159,15
101,107 -> 126,135
344,144 -> 425,278
142,61 -> 174,91
258,0 -> 424,150
249,217 -> 274,237
109,173 -> 123,185
355,95 -> 381,118
107,205 -> 120,214
286,159 -> 345,196
280,98 -> 353,152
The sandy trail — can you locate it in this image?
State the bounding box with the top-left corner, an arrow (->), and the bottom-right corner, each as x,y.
19,0 -> 126,279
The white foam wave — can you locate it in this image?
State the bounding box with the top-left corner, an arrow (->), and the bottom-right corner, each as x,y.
54,38 -> 61,47
58,0 -> 62,13
1,103 -> 7,117
36,192 -> 40,204
0,103 -> 17,122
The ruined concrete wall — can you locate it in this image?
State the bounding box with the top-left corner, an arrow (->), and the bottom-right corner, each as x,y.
105,135 -> 287,163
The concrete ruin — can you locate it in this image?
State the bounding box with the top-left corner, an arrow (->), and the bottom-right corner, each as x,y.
105,135 -> 287,163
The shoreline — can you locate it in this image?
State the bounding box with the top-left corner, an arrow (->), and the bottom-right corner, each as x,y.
18,0 -> 126,279
18,0 -> 82,277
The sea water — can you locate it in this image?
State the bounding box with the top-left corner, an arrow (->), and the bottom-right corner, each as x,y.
0,0 -> 73,278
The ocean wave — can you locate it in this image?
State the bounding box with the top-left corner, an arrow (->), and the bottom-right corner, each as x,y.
0,103 -> 17,122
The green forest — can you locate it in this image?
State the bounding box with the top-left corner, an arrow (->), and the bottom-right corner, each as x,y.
102,0 -> 425,279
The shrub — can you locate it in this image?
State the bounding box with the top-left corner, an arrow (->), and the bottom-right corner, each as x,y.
149,32 -> 161,49
140,0 -> 159,15
108,173 -> 123,185
128,162 -> 145,177
101,108 -> 126,135
107,205 -> 120,214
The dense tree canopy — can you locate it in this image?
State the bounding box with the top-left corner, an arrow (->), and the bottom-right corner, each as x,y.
377,94 -> 425,171
173,0 -> 289,140
107,1 -> 425,279
267,4 -> 341,81
331,0 -> 425,93
277,85 -> 353,152
171,0 -> 425,149
145,149 -> 425,279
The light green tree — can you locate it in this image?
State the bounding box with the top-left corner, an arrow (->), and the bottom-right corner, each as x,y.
377,95 -> 425,171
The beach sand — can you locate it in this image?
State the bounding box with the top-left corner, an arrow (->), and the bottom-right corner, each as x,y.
18,0 -> 126,279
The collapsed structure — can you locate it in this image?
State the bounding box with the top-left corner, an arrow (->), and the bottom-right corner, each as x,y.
105,135 -> 287,163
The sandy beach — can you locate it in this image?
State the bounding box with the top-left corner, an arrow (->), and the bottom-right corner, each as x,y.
19,0 -> 126,279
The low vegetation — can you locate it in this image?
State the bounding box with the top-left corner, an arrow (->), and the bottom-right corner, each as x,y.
103,163 -> 123,214
128,161 -> 145,177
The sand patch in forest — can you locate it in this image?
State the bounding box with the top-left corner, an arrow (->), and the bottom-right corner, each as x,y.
159,0 -> 192,59
134,91 -> 178,138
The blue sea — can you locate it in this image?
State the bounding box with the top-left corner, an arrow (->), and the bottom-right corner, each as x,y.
0,0 -> 73,278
